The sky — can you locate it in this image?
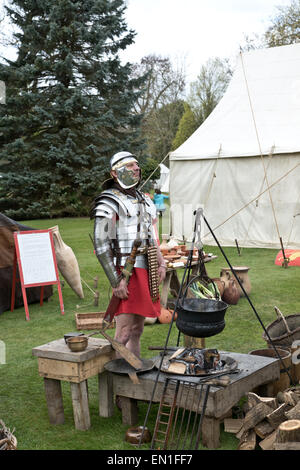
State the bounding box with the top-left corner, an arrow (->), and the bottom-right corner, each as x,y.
0,0 -> 293,87
122,0 -> 292,85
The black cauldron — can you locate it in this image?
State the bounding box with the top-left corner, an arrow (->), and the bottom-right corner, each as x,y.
176,297 -> 228,338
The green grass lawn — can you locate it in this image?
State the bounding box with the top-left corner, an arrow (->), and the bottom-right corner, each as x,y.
0,216 -> 300,450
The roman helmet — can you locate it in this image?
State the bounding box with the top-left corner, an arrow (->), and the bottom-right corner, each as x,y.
110,151 -> 140,189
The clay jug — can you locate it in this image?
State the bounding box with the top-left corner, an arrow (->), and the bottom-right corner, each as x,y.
49,226 -> 84,299
222,278 -> 240,305
220,266 -> 251,297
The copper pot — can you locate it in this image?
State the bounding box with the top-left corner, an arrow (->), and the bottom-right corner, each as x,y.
125,426 -> 151,445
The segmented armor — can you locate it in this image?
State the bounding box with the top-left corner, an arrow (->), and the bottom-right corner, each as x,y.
92,188 -> 157,288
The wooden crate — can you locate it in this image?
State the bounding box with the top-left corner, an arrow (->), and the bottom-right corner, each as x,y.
75,312 -> 115,330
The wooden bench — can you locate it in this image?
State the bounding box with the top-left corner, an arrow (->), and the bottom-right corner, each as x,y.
32,337 -> 115,430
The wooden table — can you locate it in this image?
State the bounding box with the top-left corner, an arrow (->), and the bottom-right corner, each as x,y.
32,337 -> 115,430
160,256 -> 217,308
103,351 -> 280,449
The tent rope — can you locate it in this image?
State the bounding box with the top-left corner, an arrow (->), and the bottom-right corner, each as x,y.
204,144 -> 222,206
240,51 -> 282,246
203,160 -> 300,240
241,145 -> 275,251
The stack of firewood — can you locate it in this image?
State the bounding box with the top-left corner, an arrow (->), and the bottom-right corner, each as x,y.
0,420 -> 17,450
224,388 -> 300,450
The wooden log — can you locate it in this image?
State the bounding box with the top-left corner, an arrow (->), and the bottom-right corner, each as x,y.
238,429 -> 256,450
267,403 -> 289,429
277,390 -> 298,406
276,419 -> 300,443
167,362 -> 186,374
273,442 -> 300,450
247,392 -> 277,410
236,402 -> 273,438
254,420 -> 274,439
285,401 -> 300,420
224,418 -> 243,434
259,430 -> 277,450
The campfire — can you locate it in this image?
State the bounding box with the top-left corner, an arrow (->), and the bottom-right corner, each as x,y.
160,347 -> 237,376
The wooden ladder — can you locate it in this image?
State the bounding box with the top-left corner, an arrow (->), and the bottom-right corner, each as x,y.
151,378 -> 180,450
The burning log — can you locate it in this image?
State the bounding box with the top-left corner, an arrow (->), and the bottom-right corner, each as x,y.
167,348 -> 222,375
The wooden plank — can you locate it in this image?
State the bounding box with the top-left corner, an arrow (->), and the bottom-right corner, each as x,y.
32,337 -> 113,362
38,357 -> 80,382
224,418 -> 243,434
98,371 -> 114,418
43,378 -> 64,425
70,381 -> 90,430
37,352 -> 115,382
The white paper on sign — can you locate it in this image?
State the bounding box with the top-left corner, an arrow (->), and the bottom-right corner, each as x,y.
17,232 -> 57,285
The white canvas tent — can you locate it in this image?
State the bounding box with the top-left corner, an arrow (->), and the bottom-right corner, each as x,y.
169,43 -> 300,249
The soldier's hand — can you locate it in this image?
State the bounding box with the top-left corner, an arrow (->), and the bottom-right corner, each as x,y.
113,278 -> 129,299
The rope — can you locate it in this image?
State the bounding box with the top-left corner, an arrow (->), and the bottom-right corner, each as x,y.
80,277 -> 96,295
240,145 -> 275,252
203,160 -> 300,239
204,144 -> 222,206
240,51 -> 282,245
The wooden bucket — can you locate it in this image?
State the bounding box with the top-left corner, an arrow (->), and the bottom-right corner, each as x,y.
249,348 -> 291,394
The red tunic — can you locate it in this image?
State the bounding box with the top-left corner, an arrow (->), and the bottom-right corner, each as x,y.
115,267 -> 161,318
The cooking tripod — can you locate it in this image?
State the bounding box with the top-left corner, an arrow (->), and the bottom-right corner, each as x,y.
139,208 -> 294,449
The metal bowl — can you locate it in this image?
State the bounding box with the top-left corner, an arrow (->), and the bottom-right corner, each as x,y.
66,336 -> 88,352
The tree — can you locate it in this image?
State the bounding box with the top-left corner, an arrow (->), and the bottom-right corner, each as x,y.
264,0 -> 300,46
0,0 -> 145,219
188,57 -> 232,125
131,55 -> 186,162
143,100 -> 185,161
172,102 -> 197,150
